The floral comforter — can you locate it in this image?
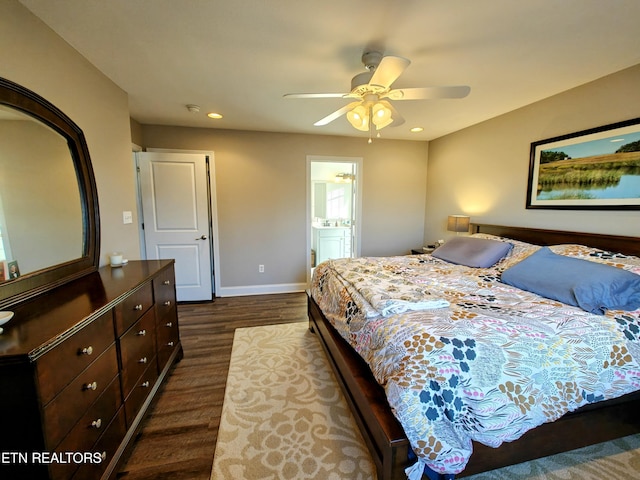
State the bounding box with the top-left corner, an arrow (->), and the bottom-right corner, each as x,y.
309,234 -> 640,477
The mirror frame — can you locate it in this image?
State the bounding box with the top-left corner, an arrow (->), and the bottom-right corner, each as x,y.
0,77 -> 100,309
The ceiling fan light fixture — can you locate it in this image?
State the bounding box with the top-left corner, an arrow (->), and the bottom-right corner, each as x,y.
346,104 -> 369,131
372,102 -> 393,130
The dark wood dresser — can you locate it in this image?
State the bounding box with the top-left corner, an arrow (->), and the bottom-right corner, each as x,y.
0,259 -> 182,480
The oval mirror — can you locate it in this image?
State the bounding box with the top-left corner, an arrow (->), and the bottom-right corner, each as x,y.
0,77 -> 100,309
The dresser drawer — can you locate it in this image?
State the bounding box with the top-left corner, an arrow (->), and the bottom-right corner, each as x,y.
156,317 -> 180,369
43,344 -> 119,450
37,310 -> 115,406
48,376 -> 122,480
124,361 -> 159,428
153,266 -> 177,320
114,281 -> 153,336
119,309 -> 157,399
71,408 -> 127,480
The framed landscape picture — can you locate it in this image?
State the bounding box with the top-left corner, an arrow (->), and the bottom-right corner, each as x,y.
526,117 -> 640,210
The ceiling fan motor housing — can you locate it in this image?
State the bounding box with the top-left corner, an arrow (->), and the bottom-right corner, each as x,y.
351,71 -> 374,92
362,51 -> 383,70
351,51 -> 387,95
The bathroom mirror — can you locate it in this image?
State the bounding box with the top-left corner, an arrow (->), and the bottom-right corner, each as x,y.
0,77 -> 100,309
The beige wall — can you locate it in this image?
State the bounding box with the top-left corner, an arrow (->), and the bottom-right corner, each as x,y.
140,127 -> 428,290
130,118 -> 143,148
1,1 -> 139,266
426,64 -> 640,243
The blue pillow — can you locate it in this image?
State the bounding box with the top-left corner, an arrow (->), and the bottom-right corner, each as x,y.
431,236 -> 512,268
501,247 -> 640,315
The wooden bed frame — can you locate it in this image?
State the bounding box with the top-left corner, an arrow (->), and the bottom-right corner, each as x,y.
308,224 -> 640,479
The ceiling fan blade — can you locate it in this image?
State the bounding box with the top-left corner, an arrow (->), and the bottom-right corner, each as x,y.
313,101 -> 361,126
368,55 -> 410,89
283,92 -> 348,99
385,85 -> 471,100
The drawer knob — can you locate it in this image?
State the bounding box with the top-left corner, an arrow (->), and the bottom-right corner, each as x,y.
163,280 -> 171,285
91,418 -> 102,429
137,329 -> 147,336
80,346 -> 94,356
139,357 -> 148,364
167,341 -> 174,347
84,381 -> 98,391
165,322 -> 173,328
163,300 -> 172,307
141,381 -> 150,388
134,304 -> 143,311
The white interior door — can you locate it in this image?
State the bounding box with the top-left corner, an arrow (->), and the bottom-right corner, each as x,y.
137,152 -> 213,301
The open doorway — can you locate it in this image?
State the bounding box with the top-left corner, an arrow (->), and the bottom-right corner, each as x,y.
307,155 -> 362,283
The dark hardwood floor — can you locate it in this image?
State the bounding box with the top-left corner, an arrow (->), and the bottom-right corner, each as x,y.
116,292 -> 308,480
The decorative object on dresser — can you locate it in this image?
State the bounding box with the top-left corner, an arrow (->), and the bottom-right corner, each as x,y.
0,77 -> 183,480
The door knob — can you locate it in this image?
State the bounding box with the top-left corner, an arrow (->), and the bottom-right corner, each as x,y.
196,235 -> 207,240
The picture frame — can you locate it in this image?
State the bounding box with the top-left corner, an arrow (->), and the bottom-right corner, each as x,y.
7,260 -> 20,280
526,117 -> 640,210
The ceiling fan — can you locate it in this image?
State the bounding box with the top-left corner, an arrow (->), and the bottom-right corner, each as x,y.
284,51 -> 470,139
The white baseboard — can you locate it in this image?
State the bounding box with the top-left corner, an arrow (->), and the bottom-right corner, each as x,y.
217,282 -> 308,297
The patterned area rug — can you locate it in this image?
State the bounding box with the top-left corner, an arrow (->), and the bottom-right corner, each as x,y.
211,322 -> 640,480
210,322 -> 376,479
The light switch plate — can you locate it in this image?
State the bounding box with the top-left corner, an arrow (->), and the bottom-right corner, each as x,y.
123,211 -> 133,224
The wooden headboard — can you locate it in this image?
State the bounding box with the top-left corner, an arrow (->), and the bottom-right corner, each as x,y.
472,224 -> 640,257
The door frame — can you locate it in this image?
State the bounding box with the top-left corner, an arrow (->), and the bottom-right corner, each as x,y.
137,148 -> 221,297
306,155 -> 363,285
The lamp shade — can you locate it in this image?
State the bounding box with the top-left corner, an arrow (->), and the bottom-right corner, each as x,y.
447,215 -> 470,233
372,102 -> 393,130
346,104 -> 369,131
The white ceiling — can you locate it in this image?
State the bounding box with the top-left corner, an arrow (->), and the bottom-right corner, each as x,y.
19,0 -> 640,141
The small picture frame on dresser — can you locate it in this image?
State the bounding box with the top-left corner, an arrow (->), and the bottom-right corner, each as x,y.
7,260 -> 20,279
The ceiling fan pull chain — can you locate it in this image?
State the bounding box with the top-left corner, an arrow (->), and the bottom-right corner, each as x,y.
368,106 -> 373,144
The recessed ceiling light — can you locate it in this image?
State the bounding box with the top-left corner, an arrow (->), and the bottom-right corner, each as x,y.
410,127 -> 424,133
207,112 -> 223,119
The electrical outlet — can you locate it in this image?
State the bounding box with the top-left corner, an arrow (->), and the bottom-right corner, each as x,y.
123,211 -> 133,224
258,264 -> 264,273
